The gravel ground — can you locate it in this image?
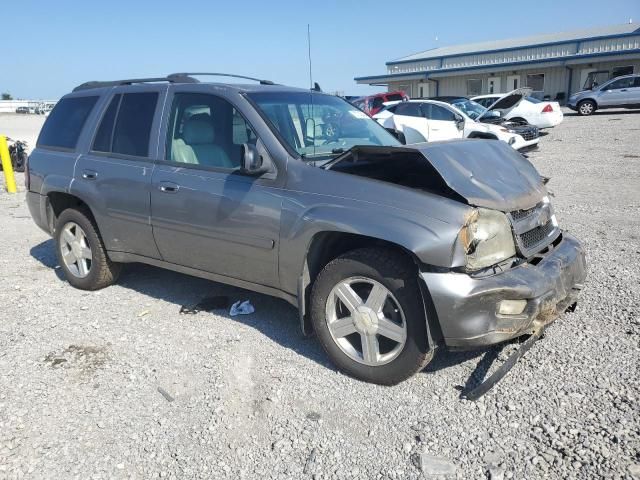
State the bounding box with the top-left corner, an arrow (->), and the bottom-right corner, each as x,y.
1,110 -> 639,479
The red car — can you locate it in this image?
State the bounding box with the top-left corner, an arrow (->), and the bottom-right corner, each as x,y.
352,91 -> 409,116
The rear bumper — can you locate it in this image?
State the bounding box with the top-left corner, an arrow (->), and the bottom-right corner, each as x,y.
26,191 -> 50,234
421,233 -> 587,348
538,111 -> 564,128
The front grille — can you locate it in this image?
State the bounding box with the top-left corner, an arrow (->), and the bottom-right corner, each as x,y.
510,202 -> 541,221
519,127 -> 539,141
519,220 -> 556,251
508,201 -> 559,256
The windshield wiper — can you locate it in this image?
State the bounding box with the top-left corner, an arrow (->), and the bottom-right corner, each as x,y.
300,148 -> 346,161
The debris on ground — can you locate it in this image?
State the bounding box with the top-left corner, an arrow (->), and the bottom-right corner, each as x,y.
412,453 -> 457,476
229,300 -> 255,316
157,386 -> 175,403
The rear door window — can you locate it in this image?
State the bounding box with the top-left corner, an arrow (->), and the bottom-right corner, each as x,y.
38,96 -> 98,149
394,103 -> 422,117
111,93 -> 158,157
92,95 -> 121,152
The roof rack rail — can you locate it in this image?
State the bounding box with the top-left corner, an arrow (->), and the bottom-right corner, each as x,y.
73,72 -> 275,92
167,72 -> 275,85
73,75 -> 197,92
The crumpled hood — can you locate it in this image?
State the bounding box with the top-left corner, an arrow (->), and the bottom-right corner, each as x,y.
326,140 -> 546,212
411,140 -> 545,211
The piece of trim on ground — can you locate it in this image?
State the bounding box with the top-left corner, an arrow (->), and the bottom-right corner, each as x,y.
461,328 -> 545,401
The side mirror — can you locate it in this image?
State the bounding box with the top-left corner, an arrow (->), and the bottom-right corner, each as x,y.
241,143 -> 268,175
385,128 -> 406,145
455,115 -> 465,131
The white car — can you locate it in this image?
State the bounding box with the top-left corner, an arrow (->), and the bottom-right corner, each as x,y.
472,94 -> 563,129
374,89 -> 539,151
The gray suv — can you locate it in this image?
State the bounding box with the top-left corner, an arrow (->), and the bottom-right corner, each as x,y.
568,74 -> 640,115
26,73 -> 587,385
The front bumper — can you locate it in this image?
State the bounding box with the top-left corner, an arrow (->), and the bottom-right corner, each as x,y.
421,233 -> 587,348
510,134 -> 539,151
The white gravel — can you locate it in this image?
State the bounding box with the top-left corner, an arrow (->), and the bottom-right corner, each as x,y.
0,109 -> 639,479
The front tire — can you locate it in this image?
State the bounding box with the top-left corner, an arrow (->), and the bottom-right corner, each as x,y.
578,100 -> 596,116
310,248 -> 433,385
54,208 -> 121,290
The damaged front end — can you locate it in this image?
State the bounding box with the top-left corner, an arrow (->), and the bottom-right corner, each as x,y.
326,140 -> 587,397
327,140 -> 587,347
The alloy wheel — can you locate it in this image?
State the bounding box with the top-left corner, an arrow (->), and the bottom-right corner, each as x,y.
325,276 -> 407,366
579,102 -> 593,115
60,222 -> 93,278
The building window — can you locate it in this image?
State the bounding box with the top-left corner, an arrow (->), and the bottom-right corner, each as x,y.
612,66 -> 634,77
526,73 -> 545,92
467,79 -> 482,96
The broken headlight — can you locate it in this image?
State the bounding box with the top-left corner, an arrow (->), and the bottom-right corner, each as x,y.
459,208 -> 516,271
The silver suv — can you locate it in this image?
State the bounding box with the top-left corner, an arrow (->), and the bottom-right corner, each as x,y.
568,74 -> 640,115
26,73 -> 586,386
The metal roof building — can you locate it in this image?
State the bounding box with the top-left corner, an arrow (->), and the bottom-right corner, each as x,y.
355,24 -> 640,101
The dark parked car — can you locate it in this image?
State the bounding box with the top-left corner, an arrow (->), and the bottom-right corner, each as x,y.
26,73 -> 586,385
15,106 -> 30,114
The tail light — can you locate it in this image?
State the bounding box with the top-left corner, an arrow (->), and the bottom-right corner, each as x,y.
542,104 -> 554,113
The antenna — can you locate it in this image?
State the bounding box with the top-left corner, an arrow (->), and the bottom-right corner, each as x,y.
307,24 -> 313,89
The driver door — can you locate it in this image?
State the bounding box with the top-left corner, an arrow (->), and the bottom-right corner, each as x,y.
150,88 -> 282,287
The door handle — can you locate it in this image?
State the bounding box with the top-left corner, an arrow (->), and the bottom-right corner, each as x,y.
82,170 -> 98,180
620,89 -> 628,92
159,182 -> 179,193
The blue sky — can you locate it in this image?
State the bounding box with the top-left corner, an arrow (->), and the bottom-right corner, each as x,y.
2,0 -> 639,99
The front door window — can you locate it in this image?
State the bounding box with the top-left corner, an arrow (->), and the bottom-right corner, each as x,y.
165,93 -> 257,169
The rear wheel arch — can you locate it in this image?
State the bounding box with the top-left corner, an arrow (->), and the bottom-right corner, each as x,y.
46,192 -> 96,234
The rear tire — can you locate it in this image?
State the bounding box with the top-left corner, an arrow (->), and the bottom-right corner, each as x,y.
577,100 -> 596,116
310,248 -> 433,385
54,208 -> 121,290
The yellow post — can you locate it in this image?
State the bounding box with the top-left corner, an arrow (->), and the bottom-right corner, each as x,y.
0,135 -> 17,193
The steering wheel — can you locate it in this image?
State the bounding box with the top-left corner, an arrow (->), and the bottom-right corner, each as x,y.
321,122 -> 341,145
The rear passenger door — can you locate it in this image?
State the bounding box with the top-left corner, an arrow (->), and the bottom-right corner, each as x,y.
149,88 -> 281,287
71,86 -> 167,258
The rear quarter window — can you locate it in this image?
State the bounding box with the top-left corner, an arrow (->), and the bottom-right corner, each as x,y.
37,96 -> 98,149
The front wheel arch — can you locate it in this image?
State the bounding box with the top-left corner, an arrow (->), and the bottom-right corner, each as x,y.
298,232 -> 444,348
467,132 -> 498,140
